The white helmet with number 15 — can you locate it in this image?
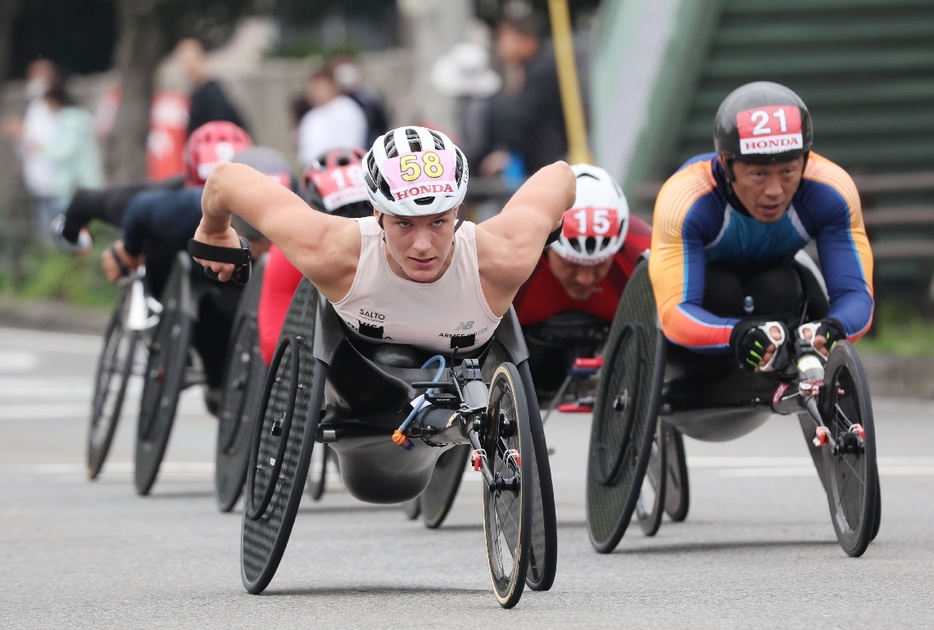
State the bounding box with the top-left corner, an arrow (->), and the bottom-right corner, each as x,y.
550,163 -> 629,266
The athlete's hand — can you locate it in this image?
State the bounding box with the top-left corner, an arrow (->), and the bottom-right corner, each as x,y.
798,319 -> 846,357
100,240 -> 140,282
730,320 -> 789,372
190,223 -> 242,283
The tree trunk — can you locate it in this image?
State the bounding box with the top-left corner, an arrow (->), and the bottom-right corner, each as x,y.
106,0 -> 166,184
0,0 -> 23,82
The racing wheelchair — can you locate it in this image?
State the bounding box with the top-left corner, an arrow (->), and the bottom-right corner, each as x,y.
235,276 -> 558,608
587,260 -> 881,557
134,252 -> 244,495
86,268 -> 158,479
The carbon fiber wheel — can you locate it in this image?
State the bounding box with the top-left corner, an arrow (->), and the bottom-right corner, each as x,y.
87,285 -> 139,479
241,279 -> 324,594
481,363 -> 532,609
420,445 -> 470,529
635,419 -> 667,537
587,261 -> 666,553
215,257 -> 267,512
135,257 -> 194,496
663,425 -> 690,522
810,341 -> 879,557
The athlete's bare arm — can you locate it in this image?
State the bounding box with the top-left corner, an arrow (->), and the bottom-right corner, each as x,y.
194,162 -> 360,300
476,161 -> 576,315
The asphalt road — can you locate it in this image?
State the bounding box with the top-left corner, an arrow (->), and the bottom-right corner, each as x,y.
1,326 -> 933,628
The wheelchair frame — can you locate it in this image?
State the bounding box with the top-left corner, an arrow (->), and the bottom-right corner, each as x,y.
238,278 -> 558,607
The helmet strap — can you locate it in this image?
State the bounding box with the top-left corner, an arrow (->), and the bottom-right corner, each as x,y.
797,151 -> 810,191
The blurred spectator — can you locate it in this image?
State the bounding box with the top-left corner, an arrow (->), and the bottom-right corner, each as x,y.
484,7 -> 570,177
174,38 -> 250,137
431,42 -> 502,169
297,62 -> 367,168
1,60 -> 60,244
330,55 -> 390,148
42,80 -> 105,215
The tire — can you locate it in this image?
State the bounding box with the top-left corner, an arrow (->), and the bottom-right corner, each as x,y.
635,419 -> 667,537
663,424 -> 690,522
306,443 -> 329,502
240,279 -> 324,594
587,261 -> 666,554
418,445 -> 469,528
134,259 -> 194,496
215,258 -> 267,512
871,464 -> 882,542
518,361 -> 557,592
481,363 -> 532,609
87,285 -> 139,479
804,341 -> 879,558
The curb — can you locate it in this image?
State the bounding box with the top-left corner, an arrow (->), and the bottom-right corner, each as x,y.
0,298 -> 110,336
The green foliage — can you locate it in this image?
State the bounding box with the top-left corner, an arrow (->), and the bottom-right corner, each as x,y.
0,223 -> 121,308
855,300 -> 934,357
270,39 -> 361,59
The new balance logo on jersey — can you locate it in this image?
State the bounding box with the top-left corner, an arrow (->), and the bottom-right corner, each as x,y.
454,321 -> 474,331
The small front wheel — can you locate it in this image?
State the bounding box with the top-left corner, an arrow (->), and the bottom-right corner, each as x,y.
480,363 -> 532,609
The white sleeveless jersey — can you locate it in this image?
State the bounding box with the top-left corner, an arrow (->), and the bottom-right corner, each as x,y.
331,216 -> 502,354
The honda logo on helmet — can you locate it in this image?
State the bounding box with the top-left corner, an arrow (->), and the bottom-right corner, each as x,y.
739,133 -> 803,155
394,183 -> 455,201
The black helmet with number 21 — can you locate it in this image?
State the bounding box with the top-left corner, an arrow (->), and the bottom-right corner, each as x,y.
714,81 -> 813,179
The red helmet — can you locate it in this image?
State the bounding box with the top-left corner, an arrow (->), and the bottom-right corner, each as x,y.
303,147 -> 372,218
185,121 -> 253,186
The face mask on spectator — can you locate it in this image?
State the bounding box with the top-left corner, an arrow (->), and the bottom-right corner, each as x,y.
26,78 -> 49,100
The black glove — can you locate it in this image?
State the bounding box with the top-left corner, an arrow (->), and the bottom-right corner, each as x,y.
797,318 -> 846,351
729,320 -> 789,372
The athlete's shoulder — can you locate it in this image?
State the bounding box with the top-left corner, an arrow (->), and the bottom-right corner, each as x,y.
799,152 -> 861,217
654,155 -> 722,234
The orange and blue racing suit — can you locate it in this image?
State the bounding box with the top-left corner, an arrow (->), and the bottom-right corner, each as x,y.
649,151 -> 873,353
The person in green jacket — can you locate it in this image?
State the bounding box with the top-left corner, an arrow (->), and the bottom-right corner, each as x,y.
39,79 -> 104,245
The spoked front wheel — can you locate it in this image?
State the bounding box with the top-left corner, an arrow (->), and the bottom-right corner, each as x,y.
802,341 -> 879,557
663,425 -> 690,522
87,286 -> 139,479
306,443 -> 330,502
635,419 -> 667,536
480,363 -> 532,609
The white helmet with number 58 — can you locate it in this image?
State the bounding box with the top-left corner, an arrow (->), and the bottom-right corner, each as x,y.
550,163 -> 629,266
363,126 -> 469,217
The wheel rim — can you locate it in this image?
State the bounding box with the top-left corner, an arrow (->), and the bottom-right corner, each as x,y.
591,324 -> 645,486
245,335 -> 300,521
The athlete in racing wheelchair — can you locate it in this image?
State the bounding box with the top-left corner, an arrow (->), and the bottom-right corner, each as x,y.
214,147 -> 373,511
190,126 -> 567,607
587,82 -> 880,557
